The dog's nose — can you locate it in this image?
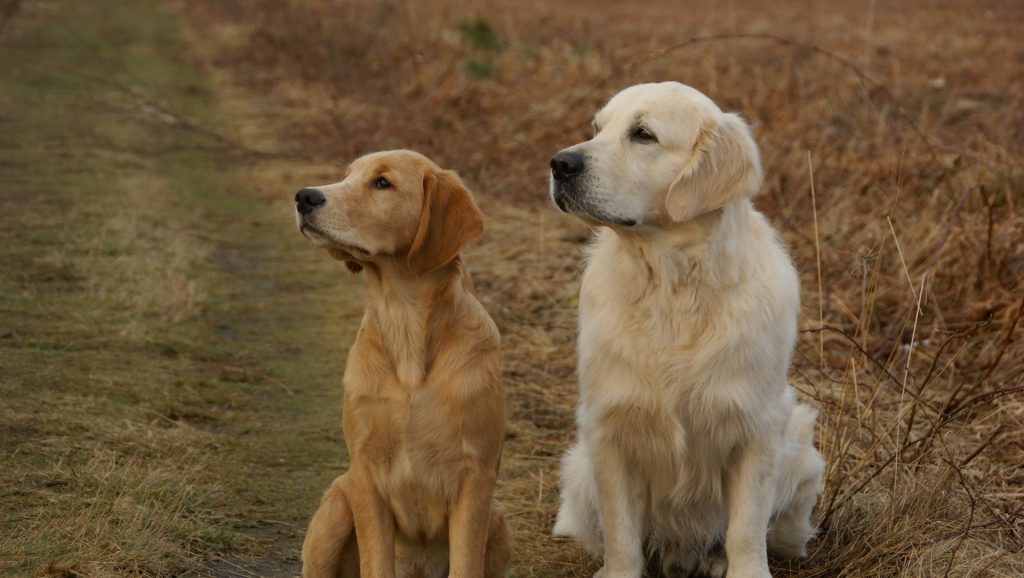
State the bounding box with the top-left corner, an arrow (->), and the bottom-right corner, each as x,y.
550,151 -> 584,182
295,187 -> 326,215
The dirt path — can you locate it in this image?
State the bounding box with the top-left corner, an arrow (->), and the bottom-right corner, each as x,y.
0,1 -> 361,575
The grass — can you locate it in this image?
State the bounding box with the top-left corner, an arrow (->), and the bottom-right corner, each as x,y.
2,0 -> 1022,576
0,0 -> 362,575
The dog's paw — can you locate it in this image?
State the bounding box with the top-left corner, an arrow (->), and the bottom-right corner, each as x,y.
721,561 -> 771,578
701,554 -> 727,578
660,549 -> 698,577
664,560 -> 698,578
593,566 -> 642,578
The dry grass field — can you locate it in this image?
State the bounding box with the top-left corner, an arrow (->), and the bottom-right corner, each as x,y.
2,0 -> 1022,576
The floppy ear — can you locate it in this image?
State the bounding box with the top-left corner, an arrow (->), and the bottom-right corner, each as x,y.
406,169 -> 484,275
325,247 -> 363,274
665,112 -> 763,223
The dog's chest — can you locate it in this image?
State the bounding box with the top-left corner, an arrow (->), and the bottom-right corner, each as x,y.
344,374 -> 474,538
581,261 -> 711,372
347,383 -> 468,472
578,250 -> 757,497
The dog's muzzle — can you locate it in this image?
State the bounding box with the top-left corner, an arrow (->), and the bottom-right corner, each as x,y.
549,150 -> 636,226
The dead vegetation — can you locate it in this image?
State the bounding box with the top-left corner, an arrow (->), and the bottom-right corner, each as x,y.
178,0 -> 1024,575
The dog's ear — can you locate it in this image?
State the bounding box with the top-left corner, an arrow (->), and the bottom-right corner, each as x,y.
325,247 -> 363,274
406,168 -> 484,275
665,112 -> 763,223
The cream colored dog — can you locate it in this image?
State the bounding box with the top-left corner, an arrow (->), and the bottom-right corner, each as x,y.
549,82 -> 824,578
295,150 -> 511,578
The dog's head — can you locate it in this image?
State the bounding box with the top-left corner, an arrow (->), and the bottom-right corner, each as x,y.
549,81 -> 763,228
295,150 -> 483,275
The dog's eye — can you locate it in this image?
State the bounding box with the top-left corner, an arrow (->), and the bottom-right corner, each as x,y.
631,127 -> 657,143
372,176 -> 391,189
592,122 -> 601,136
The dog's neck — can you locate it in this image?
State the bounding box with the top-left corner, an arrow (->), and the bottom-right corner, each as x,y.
610,200 -> 757,288
360,257 -> 463,388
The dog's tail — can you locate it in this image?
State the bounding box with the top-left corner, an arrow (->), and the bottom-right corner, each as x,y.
787,401 -> 818,447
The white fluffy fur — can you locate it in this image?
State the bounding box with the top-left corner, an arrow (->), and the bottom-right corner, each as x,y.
551,82 -> 825,578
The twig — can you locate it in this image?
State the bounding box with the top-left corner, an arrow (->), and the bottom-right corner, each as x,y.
800,325 -> 940,415
919,321 -> 989,395
822,437 -> 917,520
210,556 -> 261,578
940,298 -> 1024,416
73,69 -> 297,159
919,184 -> 976,272
941,456 -> 977,578
980,296 -> 1024,384
894,272 -> 927,485
808,151 -> 825,372
269,377 -> 297,398
886,217 -> 918,305
911,384 -> 1024,458
946,384 -> 1024,421
959,425 -> 1005,468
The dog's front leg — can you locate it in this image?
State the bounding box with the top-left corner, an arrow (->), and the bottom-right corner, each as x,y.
724,436 -> 780,578
348,467 -> 396,578
448,470 -> 497,578
589,434 -> 644,578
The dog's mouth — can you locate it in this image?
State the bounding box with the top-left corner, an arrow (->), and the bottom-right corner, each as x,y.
585,208 -> 636,227
551,187 -> 636,227
299,222 -> 371,256
298,222 -> 331,242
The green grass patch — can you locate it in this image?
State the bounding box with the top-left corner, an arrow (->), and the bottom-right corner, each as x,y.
0,0 -> 360,575
456,16 -> 501,52
465,58 -> 496,80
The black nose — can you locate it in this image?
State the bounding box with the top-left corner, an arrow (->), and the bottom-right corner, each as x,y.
295,187 -> 326,215
550,151 -> 584,182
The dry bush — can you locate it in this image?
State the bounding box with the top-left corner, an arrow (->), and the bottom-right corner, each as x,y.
182,0 -> 1023,575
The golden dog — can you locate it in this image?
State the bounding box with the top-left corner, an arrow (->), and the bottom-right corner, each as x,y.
294,150 -> 511,578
